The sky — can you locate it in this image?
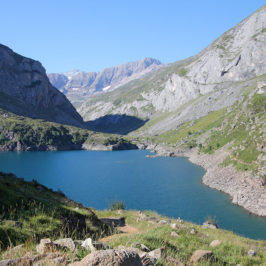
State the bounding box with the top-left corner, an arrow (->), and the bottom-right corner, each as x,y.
1,0 -> 265,73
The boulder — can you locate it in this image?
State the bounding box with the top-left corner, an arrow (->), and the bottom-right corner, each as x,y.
190,250 -> 214,264
0,253 -> 67,266
53,238 -> 75,251
82,238 -> 96,252
170,223 -> 178,229
202,221 -> 218,229
140,244 -> 150,252
171,231 -> 179,237
71,248 -> 143,266
248,249 -> 256,256
190,228 -> 196,235
140,253 -> 156,266
210,239 -> 221,247
148,247 -> 165,260
159,220 -> 170,225
36,238 -> 58,254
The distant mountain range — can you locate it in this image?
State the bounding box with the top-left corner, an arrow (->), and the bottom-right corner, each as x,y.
48,58 -> 162,106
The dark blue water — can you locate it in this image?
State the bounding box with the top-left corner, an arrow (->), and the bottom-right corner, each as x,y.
0,150 -> 265,240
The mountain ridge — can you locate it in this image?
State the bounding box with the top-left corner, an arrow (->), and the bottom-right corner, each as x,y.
48,57 -> 162,106
0,44 -> 84,128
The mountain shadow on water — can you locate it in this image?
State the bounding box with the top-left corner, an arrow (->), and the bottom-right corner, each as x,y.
85,114 -> 148,135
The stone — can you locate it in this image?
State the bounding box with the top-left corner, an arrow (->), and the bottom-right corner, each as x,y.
171,231 -> 179,237
176,217 -> 183,224
190,228 -> 196,235
36,238 -> 58,254
81,238 -> 96,252
247,249 -> 256,256
0,253 -> 67,266
190,250 -> 214,264
71,248 -> 143,266
170,223 -> 178,229
210,239 -> 221,247
159,220 -> 169,225
53,238 -> 75,251
140,253 -> 156,266
140,244 -> 150,252
148,247 -> 165,260
202,221 -> 218,229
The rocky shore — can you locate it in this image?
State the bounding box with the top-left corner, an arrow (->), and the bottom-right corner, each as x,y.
144,143 -> 266,217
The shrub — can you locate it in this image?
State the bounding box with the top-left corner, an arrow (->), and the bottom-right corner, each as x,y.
109,200 -> 125,211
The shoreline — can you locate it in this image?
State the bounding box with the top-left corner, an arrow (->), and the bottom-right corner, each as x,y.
145,143 -> 266,217
1,142 -> 265,217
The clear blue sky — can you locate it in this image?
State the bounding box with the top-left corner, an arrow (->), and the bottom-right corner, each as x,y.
1,0 -> 265,73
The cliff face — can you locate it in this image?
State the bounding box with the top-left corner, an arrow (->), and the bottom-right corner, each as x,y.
0,44 -> 84,127
79,5 -> 266,121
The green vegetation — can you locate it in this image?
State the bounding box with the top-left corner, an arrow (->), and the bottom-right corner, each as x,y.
0,172 -> 109,251
109,200 -> 125,211
156,108 -> 226,145
0,108 -> 133,150
96,210 -> 266,265
252,27 -> 266,40
178,67 -> 188,77
201,93 -> 265,176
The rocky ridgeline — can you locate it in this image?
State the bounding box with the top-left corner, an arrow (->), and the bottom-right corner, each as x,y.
48,58 -> 162,101
0,44 -> 84,127
79,6 -> 266,128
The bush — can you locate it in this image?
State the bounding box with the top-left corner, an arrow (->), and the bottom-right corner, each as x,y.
109,200 -> 125,211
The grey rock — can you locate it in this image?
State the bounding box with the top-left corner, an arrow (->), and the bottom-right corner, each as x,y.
71,248 -> 143,266
202,221 -> 218,229
248,249 -> 256,256
0,44 -> 84,127
171,231 -> 179,237
81,238 -> 96,252
148,247 -> 165,260
210,239 -> 221,247
190,228 -> 197,235
190,250 -> 214,264
53,238 -> 75,251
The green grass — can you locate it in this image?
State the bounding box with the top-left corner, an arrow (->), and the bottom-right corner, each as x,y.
157,108 -> 226,145
0,172 -> 110,251
97,210 -> 266,265
0,108 -> 133,150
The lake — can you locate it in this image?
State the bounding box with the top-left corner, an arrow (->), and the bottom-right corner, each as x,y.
0,150 -> 265,240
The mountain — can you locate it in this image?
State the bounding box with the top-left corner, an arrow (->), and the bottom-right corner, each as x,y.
0,44 -> 84,127
76,5 -> 266,215
78,5 -> 266,123
48,57 -> 162,106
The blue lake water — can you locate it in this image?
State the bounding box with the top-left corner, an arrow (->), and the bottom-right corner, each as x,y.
0,150 -> 265,240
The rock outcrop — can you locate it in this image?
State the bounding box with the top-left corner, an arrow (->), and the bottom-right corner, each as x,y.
70,249 -> 143,266
0,44 -> 84,127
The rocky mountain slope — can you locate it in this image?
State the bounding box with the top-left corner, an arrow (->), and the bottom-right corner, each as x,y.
48,58 -> 162,107
0,44 -> 84,127
79,5 -> 266,123
76,6 -> 266,216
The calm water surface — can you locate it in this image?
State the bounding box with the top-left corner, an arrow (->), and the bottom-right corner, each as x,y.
0,150 -> 265,240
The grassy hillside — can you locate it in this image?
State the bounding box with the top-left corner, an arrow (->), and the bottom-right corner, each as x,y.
0,172 -> 109,251
0,108 -> 136,151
